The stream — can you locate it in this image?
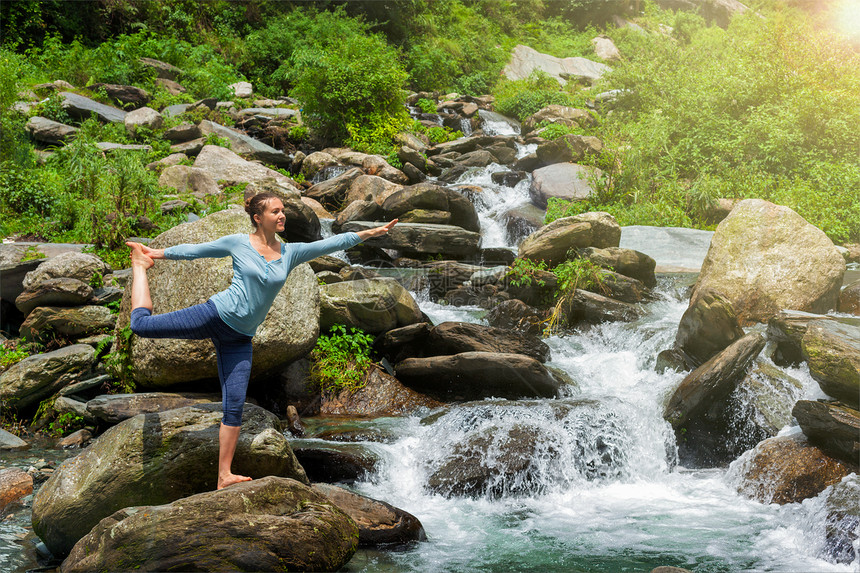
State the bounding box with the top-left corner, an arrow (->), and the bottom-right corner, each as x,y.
1,115 -> 856,573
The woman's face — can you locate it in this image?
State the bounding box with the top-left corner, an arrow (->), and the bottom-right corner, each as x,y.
255,198 -> 286,233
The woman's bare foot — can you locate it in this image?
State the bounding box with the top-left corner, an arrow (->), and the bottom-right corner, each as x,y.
217,473 -> 252,490
126,241 -> 154,269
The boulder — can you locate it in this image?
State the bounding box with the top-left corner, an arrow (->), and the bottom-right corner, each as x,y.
319,365 -> 442,417
733,361 -> 803,437
313,483 -> 426,546
484,299 -> 548,336
53,396 -> 95,423
85,392 -> 221,424
0,428 -> 29,450
1,247 -> 43,303
529,163 -> 601,209
535,134 -> 603,166
292,441 -> 379,483
345,174 -> 403,206
428,321 -> 550,362
86,83 -> 150,107
22,251 -> 110,290
333,200 -> 384,233
147,152 -> 189,171
766,310 -> 830,366
342,221 -> 481,256
163,121 -> 201,142
558,289 -> 640,326
61,477 -> 357,573
139,57 -> 183,80
56,428 -> 93,448
592,35 -> 622,61
793,400 -> 859,466
362,154 -> 409,184
60,92 -> 126,123
674,289 -> 744,366
0,468 -> 33,512
576,246 -> 657,287
19,305 -> 115,341
319,278 -> 423,334
170,137 -> 204,155
839,279 -> 860,314
301,151 -> 338,179
115,209 -> 318,387
690,199 -> 845,324
523,105 -> 594,131
0,344 -> 95,409
518,212 -> 620,266
15,277 -> 93,316
734,434 -> 855,505
818,474 -> 860,565
394,351 -> 562,401
503,44 -> 611,86
32,404 -> 307,557
158,165 -> 220,196
592,271 -> 651,304
228,81 -> 253,98
305,167 -> 364,210
198,120 -> 289,167
25,116 -> 78,144
124,106 -> 162,136
382,182 -> 480,232
801,320 -> 860,408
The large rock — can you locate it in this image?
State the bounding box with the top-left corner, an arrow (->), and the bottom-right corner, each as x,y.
535,134 -> 603,166
193,144 -> 297,187
228,81 -> 253,98
0,468 -> 33,512
320,365 -> 442,417
592,35 -> 622,61
518,212 -> 620,266
61,477 -> 357,573
484,299 -> 548,336
86,83 -> 151,108
503,44 -> 611,86
0,345 -> 95,409
394,352 -> 562,401
293,442 -> 379,483
32,404 -> 307,557
0,428 -> 28,450
60,92 -> 127,123
818,474 -> 860,565
198,120 -> 289,167
19,305 -> 115,341
301,151 -> 338,179
15,277 -> 93,316
576,246 -> 656,288
163,121 -> 201,142
839,279 -> 860,315
319,278 -> 423,334
313,483 -> 426,547
801,320 -> 860,407
124,106 -> 162,136
22,251 -> 110,290
793,400 -> 860,466
382,182 -> 480,232
345,174 -> 403,206
333,200 -> 384,232
733,434 -> 856,505
427,321 -> 550,362
342,221 -> 481,256
115,209 -> 318,387
529,163 -> 601,208
25,116 -> 78,144
558,289 -> 640,326
139,57 -> 183,80
674,289 -> 744,366
158,165 -> 220,196
523,105 -> 594,131
304,167 -> 364,210
690,199 -> 845,324
85,392 -> 220,424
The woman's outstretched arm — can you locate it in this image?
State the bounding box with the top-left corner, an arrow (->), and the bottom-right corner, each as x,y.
290,220 -> 398,267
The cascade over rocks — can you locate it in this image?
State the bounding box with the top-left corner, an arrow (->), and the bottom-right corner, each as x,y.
690,199 -> 845,324
818,474 -> 860,565
0,344 -> 95,409
61,477 -> 357,573
115,209 -> 318,387
32,403 -> 307,557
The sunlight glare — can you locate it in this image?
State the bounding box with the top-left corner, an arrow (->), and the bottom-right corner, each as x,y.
836,0 -> 860,38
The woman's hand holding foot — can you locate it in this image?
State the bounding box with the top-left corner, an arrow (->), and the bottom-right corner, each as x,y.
126,241 -> 155,269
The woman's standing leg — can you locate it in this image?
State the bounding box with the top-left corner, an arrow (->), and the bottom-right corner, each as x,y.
212,330 -> 253,489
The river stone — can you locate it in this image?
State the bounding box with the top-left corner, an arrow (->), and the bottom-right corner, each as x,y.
25,116 -> 78,144
228,81 -> 253,98
115,209 -> 318,387
305,167 -> 364,210
85,392 -> 221,424
664,331 -> 765,429
19,305 -> 115,341
523,105 -> 594,131
170,137 -> 204,155
484,299 -> 548,336
53,396 -> 95,423
56,428 -> 93,448
819,474 -> 860,564
594,270 -> 651,304
361,154 -> 409,184
801,320 -> 860,408
767,310 -> 829,366
158,164 -> 220,196
313,483 -> 426,546
690,199 -> 845,324
395,351 -> 562,401
535,134 -> 603,166
319,277 -> 423,334
529,163 -> 600,209
428,321 -> 550,362
59,91 -> 126,123
0,428 -> 29,450
0,468 -> 33,512
345,174 -> 403,206
559,289 -> 641,326
292,442 -> 379,483
320,365 -> 442,417
674,289 -> 744,366
22,251 -> 110,290
576,246 -> 657,288
0,344 -> 95,409
382,182 -> 480,232
592,34 -> 622,61
734,362 -> 803,436
333,200 -> 383,232
301,151 -> 338,179
839,280 -> 860,314
198,120 -> 289,167
504,44 -> 611,86
342,221 -> 481,256
792,400 -> 860,465
518,212 -> 620,267
734,434 -> 856,505
124,106 -> 162,136
193,144 -> 296,187
15,277 -> 93,316
61,476 -> 357,572
32,403 -> 307,557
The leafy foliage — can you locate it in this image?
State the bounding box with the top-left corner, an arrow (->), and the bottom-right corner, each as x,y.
309,324 -> 375,394
506,258 -> 548,288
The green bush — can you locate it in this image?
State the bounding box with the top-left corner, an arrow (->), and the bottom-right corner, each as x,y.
309,324 -> 376,394
492,71 -> 576,121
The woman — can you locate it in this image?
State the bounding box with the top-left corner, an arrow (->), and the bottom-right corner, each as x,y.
126,192 -> 396,489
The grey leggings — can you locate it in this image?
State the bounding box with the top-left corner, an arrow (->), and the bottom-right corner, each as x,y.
130,300 -> 252,426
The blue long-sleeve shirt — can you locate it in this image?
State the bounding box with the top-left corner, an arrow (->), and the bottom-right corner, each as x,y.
164,232 -> 363,336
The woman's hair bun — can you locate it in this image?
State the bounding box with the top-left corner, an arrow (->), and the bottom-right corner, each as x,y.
244,195 -> 254,212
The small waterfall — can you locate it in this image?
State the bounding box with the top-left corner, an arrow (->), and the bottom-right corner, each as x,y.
478,109 -> 522,136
